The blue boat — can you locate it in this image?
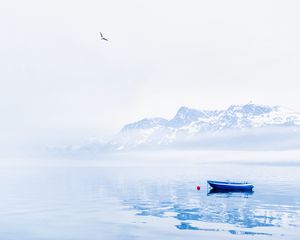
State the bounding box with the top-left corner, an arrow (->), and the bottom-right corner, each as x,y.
207,180 -> 254,192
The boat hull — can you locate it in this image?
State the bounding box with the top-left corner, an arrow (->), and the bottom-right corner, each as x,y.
207,180 -> 254,192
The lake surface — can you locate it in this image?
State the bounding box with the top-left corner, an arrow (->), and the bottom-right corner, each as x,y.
0,156 -> 299,239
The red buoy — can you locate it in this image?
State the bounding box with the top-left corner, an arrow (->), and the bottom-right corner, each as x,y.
197,185 -> 201,191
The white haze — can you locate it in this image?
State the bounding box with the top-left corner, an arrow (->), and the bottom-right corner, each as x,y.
1,0 -> 300,155
2,150 -> 300,168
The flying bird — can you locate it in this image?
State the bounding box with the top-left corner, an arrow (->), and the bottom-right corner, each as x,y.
99,32 -> 108,41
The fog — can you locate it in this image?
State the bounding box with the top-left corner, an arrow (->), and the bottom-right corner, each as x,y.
1,0 -> 300,156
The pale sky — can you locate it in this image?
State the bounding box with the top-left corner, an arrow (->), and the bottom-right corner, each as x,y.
1,0 -> 300,148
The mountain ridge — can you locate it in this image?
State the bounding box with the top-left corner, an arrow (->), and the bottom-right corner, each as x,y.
109,104 -> 300,150
121,104 -> 300,131
50,104 -> 300,156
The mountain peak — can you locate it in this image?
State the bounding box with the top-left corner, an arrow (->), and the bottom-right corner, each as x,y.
168,106 -> 208,128
226,104 -> 273,116
121,117 -> 168,132
175,106 -> 201,118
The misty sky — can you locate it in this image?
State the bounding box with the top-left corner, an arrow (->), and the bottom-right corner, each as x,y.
1,0 -> 300,148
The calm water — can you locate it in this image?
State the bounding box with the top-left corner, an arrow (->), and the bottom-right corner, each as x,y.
0,159 -> 299,239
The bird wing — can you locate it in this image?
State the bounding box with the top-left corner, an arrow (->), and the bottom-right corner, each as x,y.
100,32 -> 103,37
102,38 -> 108,41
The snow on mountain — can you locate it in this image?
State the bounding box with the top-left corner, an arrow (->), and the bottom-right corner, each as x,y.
167,106 -> 220,128
109,104 -> 300,150
121,118 -> 168,132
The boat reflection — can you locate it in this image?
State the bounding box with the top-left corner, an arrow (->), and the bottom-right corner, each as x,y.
207,188 -> 254,198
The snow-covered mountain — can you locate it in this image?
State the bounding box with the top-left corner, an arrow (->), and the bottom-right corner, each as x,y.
109,104 -> 300,150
